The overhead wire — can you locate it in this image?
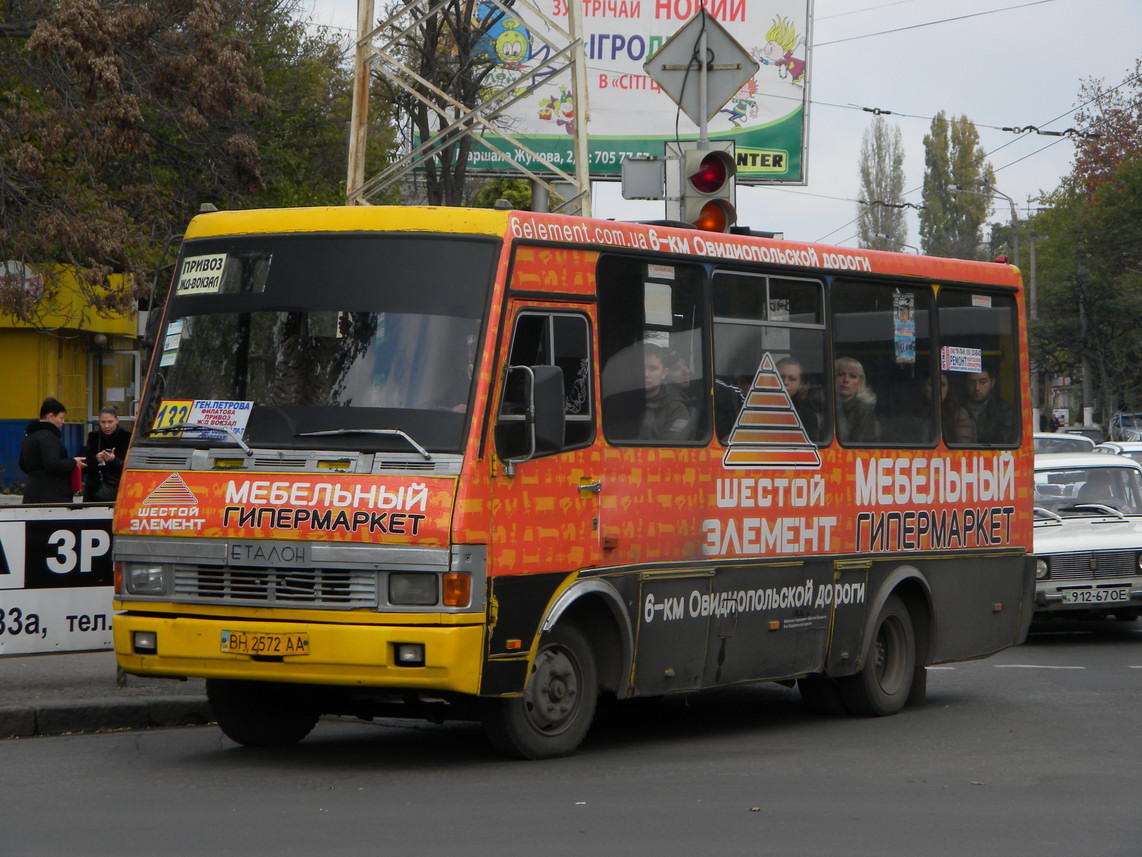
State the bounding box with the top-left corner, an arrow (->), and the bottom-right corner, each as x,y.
814,0 -> 1061,47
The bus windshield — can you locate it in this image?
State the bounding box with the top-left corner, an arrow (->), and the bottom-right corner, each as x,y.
138,233 -> 499,453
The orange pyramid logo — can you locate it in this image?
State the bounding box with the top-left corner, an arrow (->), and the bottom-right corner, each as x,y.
722,353 -> 821,469
142,473 -> 199,505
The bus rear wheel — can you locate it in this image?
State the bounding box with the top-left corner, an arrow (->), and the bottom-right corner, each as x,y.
482,623 -> 598,759
837,595 -> 915,716
207,679 -> 320,747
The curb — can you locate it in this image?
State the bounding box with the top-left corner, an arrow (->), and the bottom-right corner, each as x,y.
0,697 -> 213,739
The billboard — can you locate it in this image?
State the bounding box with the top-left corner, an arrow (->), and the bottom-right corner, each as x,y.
0,506 -> 114,656
465,0 -> 811,183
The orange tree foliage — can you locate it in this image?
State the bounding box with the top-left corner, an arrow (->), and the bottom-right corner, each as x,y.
1072,57 -> 1142,195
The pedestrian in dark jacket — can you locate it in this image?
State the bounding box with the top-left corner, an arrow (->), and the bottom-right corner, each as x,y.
19,397 -> 86,504
84,405 -> 132,502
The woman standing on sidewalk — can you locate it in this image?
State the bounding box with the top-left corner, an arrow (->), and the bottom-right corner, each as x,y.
19,397 -> 86,504
83,405 -> 131,502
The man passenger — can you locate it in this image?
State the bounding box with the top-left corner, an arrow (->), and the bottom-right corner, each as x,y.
964,364 -> 1017,444
777,356 -> 824,440
639,344 -> 692,441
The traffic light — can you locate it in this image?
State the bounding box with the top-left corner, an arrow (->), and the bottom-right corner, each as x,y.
681,149 -> 737,232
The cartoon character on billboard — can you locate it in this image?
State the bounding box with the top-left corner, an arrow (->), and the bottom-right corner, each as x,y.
538,86 -> 575,134
720,79 -> 759,127
755,15 -> 806,85
474,1 -> 532,69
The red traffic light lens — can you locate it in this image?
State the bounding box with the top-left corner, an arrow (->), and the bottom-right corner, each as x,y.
689,154 -> 728,194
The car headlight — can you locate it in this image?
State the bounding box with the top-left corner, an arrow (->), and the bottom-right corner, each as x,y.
125,563 -> 170,595
1035,558 -> 1050,580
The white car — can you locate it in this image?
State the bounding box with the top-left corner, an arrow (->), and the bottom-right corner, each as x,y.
1093,441 -> 1142,468
1034,432 -> 1095,454
1033,452 -> 1142,621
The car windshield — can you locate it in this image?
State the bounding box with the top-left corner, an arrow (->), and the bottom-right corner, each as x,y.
1034,465 -> 1142,516
1034,435 -> 1092,453
137,233 -> 499,453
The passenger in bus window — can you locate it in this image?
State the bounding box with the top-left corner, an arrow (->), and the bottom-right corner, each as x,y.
713,376 -> 746,443
640,344 -> 693,441
835,357 -> 879,443
777,356 -> 824,440
924,372 -> 976,444
963,363 -> 1017,444
665,348 -> 703,426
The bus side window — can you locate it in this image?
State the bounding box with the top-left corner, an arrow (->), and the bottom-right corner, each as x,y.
712,272 -> 829,445
831,281 -> 936,447
598,256 -> 708,445
936,290 -> 1020,447
495,311 -> 595,459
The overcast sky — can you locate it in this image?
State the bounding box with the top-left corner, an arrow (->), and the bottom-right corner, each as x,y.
304,0 -> 1141,248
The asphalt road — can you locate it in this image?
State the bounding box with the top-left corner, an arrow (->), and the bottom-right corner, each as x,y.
2,619 -> 1139,857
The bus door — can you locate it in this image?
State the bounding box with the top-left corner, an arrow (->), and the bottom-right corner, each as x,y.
490,307 -> 603,581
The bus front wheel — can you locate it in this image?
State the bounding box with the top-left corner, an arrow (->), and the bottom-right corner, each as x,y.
482,622 -> 598,759
837,595 -> 916,717
207,679 -> 320,747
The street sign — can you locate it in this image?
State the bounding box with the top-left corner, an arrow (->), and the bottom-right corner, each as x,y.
643,10 -> 760,127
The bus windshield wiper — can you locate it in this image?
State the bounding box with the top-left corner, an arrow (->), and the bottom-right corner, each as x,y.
297,428 -> 432,461
146,421 -> 253,457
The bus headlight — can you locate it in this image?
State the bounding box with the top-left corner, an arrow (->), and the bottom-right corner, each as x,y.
389,573 -> 438,606
125,563 -> 170,595
1035,558 -> 1050,580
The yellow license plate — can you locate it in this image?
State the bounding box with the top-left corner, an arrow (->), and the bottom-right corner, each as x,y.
221,630 -> 310,656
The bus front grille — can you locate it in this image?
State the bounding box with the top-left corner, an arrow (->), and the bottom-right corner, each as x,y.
172,566 -> 378,608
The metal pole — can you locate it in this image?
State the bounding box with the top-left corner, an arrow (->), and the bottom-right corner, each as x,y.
1029,233 -> 1039,413
1007,198 -> 1019,268
567,0 -> 591,216
531,181 -> 550,214
697,24 -> 709,149
1078,265 -> 1093,423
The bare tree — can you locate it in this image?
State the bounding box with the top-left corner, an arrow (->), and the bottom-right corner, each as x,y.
375,1 -> 505,206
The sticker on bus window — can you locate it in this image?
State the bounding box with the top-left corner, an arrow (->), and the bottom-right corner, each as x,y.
971,294 -> 992,308
644,282 -> 673,328
941,345 -> 982,373
159,320 -> 183,366
646,264 -> 674,281
151,399 -> 253,438
176,254 -> 226,295
893,291 -> 915,364
152,400 -> 194,435
187,400 -> 253,438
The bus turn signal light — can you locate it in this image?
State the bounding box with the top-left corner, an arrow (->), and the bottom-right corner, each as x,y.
443,573 -> 471,607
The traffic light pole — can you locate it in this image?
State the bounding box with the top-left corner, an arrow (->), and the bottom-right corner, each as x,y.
697,26 -> 709,151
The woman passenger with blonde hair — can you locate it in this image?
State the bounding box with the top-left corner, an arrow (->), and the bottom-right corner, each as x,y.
835,357 -> 879,442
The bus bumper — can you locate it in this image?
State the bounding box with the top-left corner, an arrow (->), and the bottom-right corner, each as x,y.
113,613 -> 485,695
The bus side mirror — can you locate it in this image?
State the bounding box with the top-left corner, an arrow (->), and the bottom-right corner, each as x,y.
496,365 -> 565,475
532,365 -> 566,454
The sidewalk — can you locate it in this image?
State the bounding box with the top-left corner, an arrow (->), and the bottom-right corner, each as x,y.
0,651 -> 211,739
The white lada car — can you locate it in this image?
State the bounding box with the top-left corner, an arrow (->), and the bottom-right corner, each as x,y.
1033,452 -> 1142,621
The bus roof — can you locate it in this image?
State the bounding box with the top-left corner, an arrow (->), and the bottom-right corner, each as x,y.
183,206 -> 1023,289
